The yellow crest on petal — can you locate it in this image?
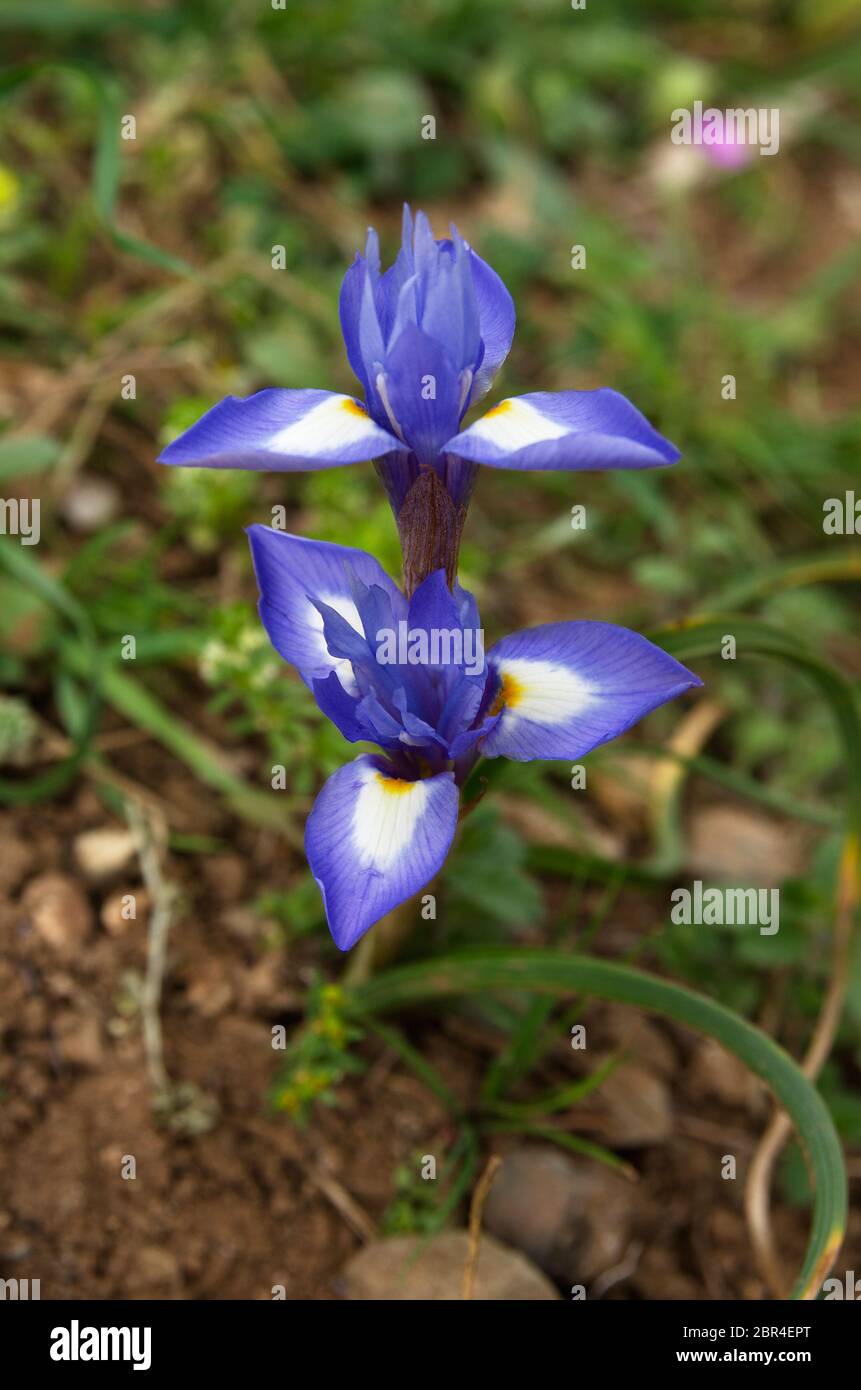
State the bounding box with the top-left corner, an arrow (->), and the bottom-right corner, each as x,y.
490,670 -> 523,716
375,772 -> 416,796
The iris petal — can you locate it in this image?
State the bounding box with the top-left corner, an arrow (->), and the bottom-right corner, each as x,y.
159,388 -> 404,472
445,389 -> 680,471
467,247 -> 516,400
305,755 -> 459,950
381,325 -> 463,465
246,526 -> 407,691
482,621 -> 701,761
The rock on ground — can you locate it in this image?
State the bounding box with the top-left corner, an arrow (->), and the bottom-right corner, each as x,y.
483,1147 -> 635,1284
340,1230 -> 560,1300
21,873 -> 94,956
73,826 -> 138,883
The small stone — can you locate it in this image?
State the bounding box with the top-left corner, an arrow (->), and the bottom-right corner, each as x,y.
1,1233 -> 33,1261
126,1245 -> 181,1292
101,887 -> 149,936
688,1038 -> 765,1113
498,794 -> 625,861
598,1004 -> 677,1076
341,1231 -> 559,1301
60,476 -> 120,533
687,805 -> 804,886
582,1062 -> 672,1147
73,826 -> 137,883
22,873 -> 94,956
483,1148 -> 636,1285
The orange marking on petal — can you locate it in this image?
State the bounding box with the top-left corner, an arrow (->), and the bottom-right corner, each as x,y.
375,772 -> 416,796
342,398 -> 368,417
483,400 -> 512,419
490,670 -> 523,716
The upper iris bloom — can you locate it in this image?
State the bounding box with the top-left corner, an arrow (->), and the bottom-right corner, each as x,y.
160,207 -> 680,593
248,524 -> 701,951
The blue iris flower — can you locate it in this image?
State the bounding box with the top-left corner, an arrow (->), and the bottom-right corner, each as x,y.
248,525 -> 701,951
159,207 -> 680,592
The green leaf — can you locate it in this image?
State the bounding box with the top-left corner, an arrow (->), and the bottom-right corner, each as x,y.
445,804 -> 543,930
0,434 -> 61,480
348,949 -> 847,1301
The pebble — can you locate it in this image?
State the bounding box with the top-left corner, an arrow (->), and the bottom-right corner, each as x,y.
688,1038 -> 765,1114
60,476 -> 120,533
21,873 -> 94,956
687,805 -> 804,886
483,1147 -> 636,1284
341,1230 -> 559,1300
584,1062 -> 673,1146
100,888 -> 149,936
72,827 -> 138,883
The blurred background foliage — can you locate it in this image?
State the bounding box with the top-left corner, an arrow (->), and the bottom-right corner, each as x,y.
1,0 -> 860,1216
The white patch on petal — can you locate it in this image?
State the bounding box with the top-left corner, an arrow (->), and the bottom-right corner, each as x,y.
352,767 -> 429,872
266,395 -> 380,458
307,592 -> 363,695
494,656 -> 595,727
469,398 -> 569,451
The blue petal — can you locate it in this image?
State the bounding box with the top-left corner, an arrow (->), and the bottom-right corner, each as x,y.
453,580 -> 481,635
158,388 -> 404,471
445,389 -> 680,471
467,246 -> 515,400
420,228 -> 481,383
407,569 -> 466,661
312,670 -> 372,744
397,571 -> 487,751
306,755 -> 459,950
246,526 -> 406,692
376,205 -> 416,343
310,592 -> 404,711
340,206 -> 515,450
381,324 -> 463,465
482,622 -> 701,761
339,255 -> 373,395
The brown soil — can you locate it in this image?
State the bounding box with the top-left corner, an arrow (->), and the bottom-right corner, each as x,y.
2,774 -> 858,1300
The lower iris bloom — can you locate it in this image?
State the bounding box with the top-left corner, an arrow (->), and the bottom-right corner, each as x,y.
248,525 -> 702,951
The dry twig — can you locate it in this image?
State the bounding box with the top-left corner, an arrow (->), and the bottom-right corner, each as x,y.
462,1154 -> 502,1300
